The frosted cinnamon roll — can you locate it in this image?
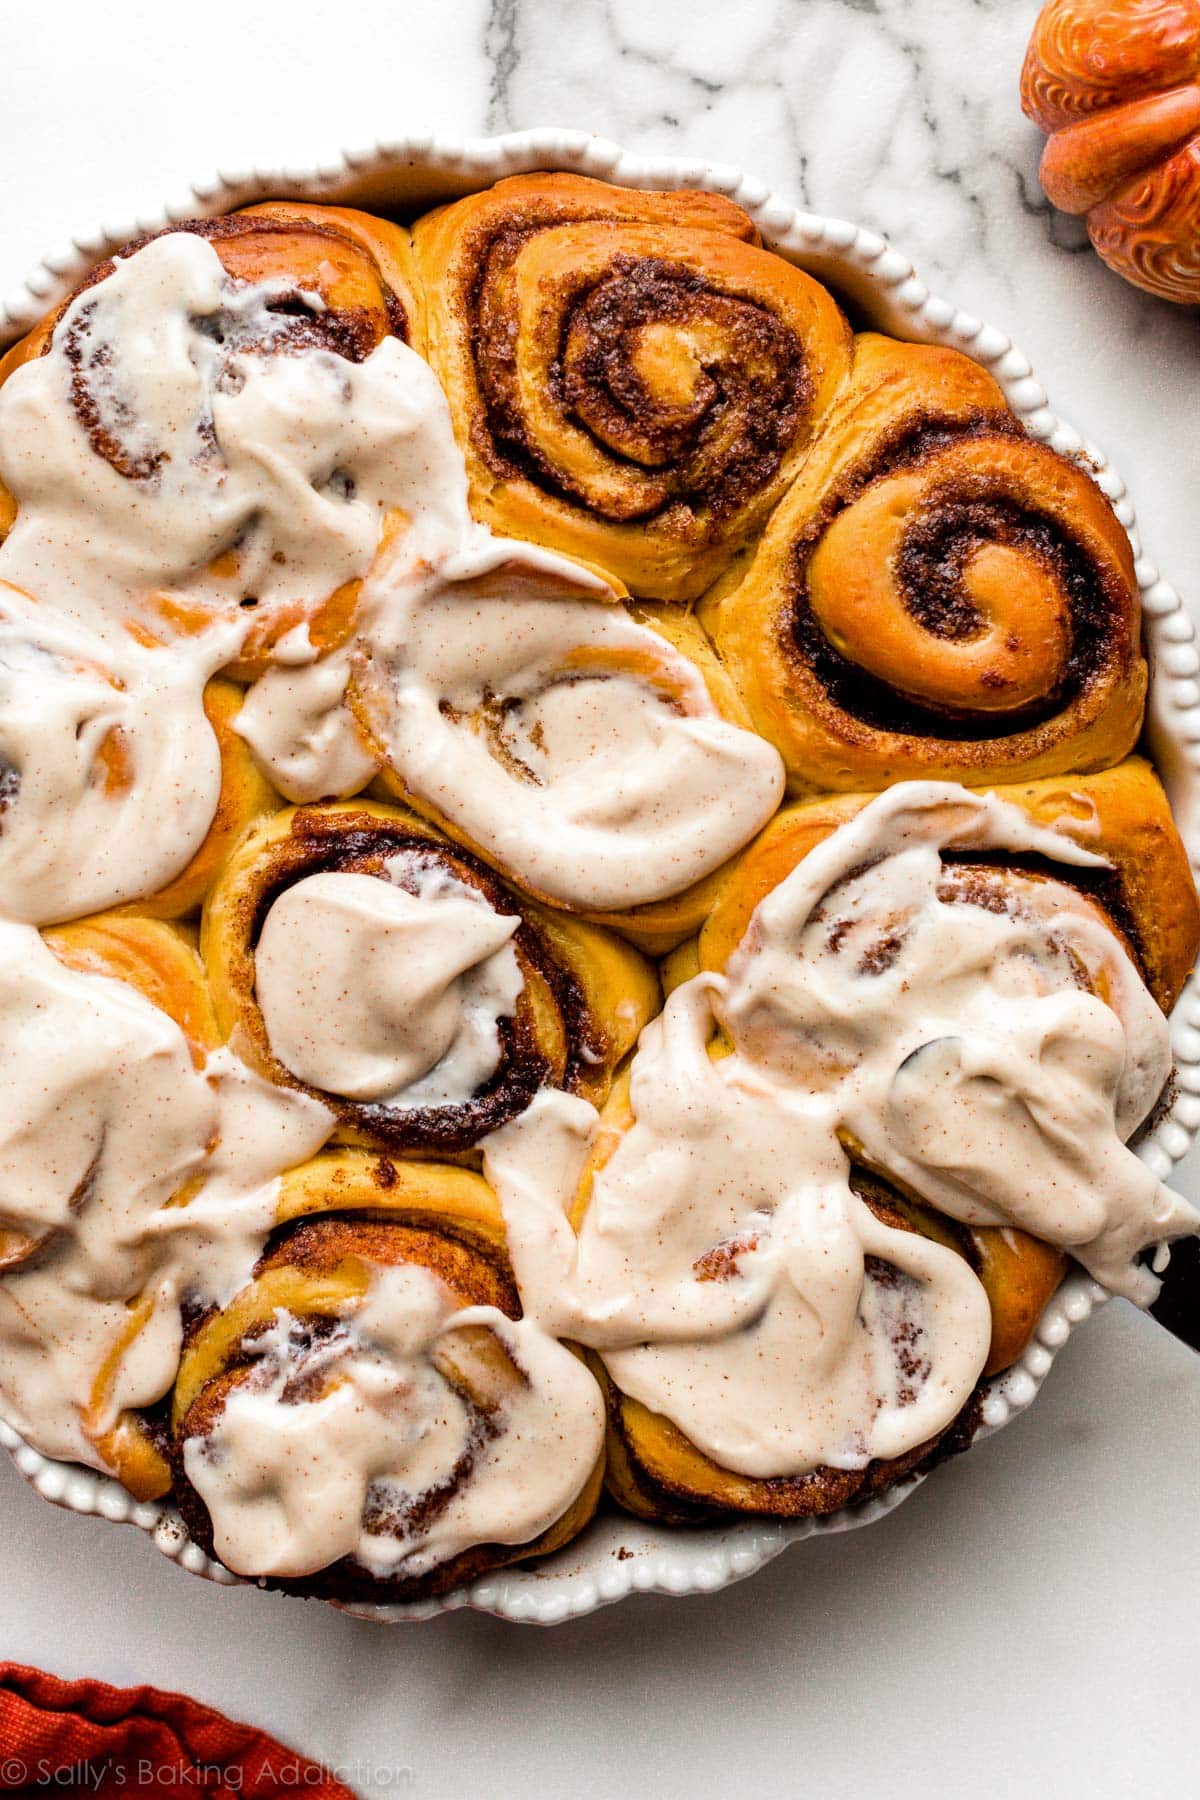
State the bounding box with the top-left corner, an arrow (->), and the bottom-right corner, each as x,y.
483,979 -> 993,1523
707,767 -> 1200,1300
703,335 -> 1146,793
171,1153 -> 605,1602
0,205 -> 428,673
0,915 -> 329,1499
201,799 -> 659,1155
0,584 -> 276,926
346,534 -> 785,936
413,173 -> 853,600
126,678 -> 280,919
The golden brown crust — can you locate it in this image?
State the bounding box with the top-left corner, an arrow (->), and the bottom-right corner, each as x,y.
200,798 -> 659,1156
170,1154 -> 604,1602
413,172 -> 853,601
703,334 -> 1146,793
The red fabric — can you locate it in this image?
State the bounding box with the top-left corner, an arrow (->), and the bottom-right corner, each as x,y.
0,1665 -> 356,1798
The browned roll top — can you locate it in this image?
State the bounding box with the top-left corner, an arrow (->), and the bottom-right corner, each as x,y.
704,334 -> 1147,792
414,172 -> 854,600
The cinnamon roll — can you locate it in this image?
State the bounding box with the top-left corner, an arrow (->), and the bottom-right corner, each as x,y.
350,536 -> 785,946
483,980 -> 993,1526
703,335 -> 1146,793
0,916 -> 237,1499
200,798 -> 659,1154
0,879 -> 331,1500
0,203 -> 425,674
171,1149 -> 605,1602
123,678 -> 279,920
0,176 -> 1194,1599
0,586 -> 277,926
699,758 -> 1199,1016
481,764 -> 1199,1525
707,768 -> 1200,1298
413,173 -> 853,601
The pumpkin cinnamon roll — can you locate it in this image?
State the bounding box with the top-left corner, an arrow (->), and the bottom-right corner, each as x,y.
0,203 -> 426,674
123,678 -> 280,920
699,758 -> 1200,1016
348,538 -> 785,944
201,799 -> 659,1155
413,173 -> 853,600
0,586 -> 277,926
483,764 -> 1200,1525
0,916 -> 220,1500
708,766 -> 1200,1296
30,912 -> 223,1497
171,1149 -> 605,1602
703,335 -> 1146,793
483,979 -> 994,1527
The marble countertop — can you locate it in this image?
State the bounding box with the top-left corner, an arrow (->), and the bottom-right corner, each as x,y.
2,3 -> 1198,1796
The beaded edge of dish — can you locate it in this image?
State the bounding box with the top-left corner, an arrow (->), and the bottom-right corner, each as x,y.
1,130 -> 1198,1626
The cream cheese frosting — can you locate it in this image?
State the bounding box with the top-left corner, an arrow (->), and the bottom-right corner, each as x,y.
482,783 -> 1198,1475
484,981 -> 993,1479
255,862 -> 523,1106
0,228 -> 783,923
182,1261 -> 604,1582
0,920 -> 332,1467
719,782 -> 1195,1302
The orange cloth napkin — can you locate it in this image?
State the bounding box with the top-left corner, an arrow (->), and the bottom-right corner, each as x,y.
0,1665 -> 356,1797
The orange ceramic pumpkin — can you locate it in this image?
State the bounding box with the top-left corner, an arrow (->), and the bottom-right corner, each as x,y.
1021,0 -> 1200,302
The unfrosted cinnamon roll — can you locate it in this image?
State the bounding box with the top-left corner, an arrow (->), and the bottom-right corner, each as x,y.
413,173 -> 853,600
703,335 -> 1146,793
171,1149 -> 605,1602
201,798 -> 659,1155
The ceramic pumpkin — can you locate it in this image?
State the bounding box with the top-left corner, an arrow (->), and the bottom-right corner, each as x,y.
1021,0 -> 1200,302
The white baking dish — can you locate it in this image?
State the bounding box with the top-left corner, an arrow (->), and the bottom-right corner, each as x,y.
2,130 -> 1198,1625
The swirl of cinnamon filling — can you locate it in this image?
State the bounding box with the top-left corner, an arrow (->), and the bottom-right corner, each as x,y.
170,1173 -> 605,1601
0,207 -> 428,674
704,335 -> 1146,793
200,799 -> 659,1157
413,172 -> 853,600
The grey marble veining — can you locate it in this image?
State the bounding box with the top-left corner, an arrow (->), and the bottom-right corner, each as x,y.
472,4 -> 1198,930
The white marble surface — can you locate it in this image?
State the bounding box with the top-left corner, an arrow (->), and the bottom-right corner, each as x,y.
1,2 -> 1198,1796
